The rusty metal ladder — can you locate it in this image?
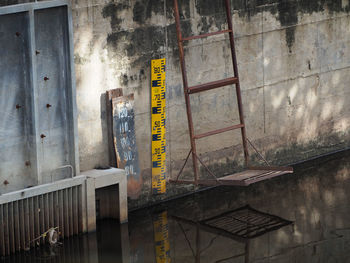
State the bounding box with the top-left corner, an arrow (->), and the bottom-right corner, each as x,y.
170,0 -> 293,186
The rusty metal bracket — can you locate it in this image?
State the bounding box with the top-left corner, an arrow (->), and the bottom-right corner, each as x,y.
174,149 -> 192,183
246,138 -> 270,166
192,152 -> 220,183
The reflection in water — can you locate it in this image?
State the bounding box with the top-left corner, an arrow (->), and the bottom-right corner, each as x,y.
4,150 -> 350,262
1,220 -> 130,263
172,205 -> 293,263
153,212 -> 171,263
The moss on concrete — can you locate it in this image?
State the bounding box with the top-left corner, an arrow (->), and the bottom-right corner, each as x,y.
129,131 -> 349,210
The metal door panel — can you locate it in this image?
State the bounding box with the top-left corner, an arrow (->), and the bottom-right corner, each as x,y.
0,12 -> 36,193
34,6 -> 71,183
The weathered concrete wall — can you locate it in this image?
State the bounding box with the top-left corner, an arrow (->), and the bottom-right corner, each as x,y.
2,0 -> 350,207
72,0 -> 350,208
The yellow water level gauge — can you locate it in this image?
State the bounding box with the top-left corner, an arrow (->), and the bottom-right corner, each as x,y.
151,58 -> 166,194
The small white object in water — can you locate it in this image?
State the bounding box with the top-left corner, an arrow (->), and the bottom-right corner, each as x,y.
47,229 -> 58,245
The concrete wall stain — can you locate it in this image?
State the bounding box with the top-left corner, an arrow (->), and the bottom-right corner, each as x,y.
101,0 -> 350,205
1,0 -> 350,207
133,0 -> 165,24
276,2 -> 298,52
165,0 -> 191,20
102,1 -> 130,31
195,0 -> 226,16
272,0 -> 349,51
102,0 -> 350,70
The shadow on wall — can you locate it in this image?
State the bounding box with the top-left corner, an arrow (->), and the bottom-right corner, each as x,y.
72,0 -> 350,202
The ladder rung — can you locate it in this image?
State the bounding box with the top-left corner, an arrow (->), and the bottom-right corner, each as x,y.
182,29 -> 232,41
188,77 -> 238,94
194,124 -> 245,139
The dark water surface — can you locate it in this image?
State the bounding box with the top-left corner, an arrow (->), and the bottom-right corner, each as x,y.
4,150 -> 350,262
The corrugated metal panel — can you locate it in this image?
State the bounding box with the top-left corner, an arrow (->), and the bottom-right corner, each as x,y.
0,185 -> 83,256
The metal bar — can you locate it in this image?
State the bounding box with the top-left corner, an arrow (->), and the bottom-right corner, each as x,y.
50,193 -> 54,230
0,176 -> 85,205
73,186 -> 79,235
169,179 -> 219,186
29,198 -> 35,248
172,215 -> 246,243
248,166 -> 293,172
67,1 -> 80,177
52,192 -> 57,233
174,149 -> 192,182
174,0 -> 199,184
244,171 -> 291,185
0,205 -> 4,256
0,0 -> 69,15
34,196 -> 39,246
192,152 -> 220,182
188,77 -> 238,94
28,8 -> 42,185
194,124 -> 244,139
40,195 -> 45,245
78,185 -> 83,233
59,190 -> 65,239
14,201 -> 20,252
226,213 -> 274,229
69,187 -> 73,236
4,204 -> 10,255
64,189 -> 69,237
182,29 -> 232,41
8,201 -> 15,254
201,205 -> 249,222
25,199 -> 30,248
224,0 -> 250,166
246,138 -> 270,166
45,194 -> 50,231
54,191 -> 59,237
176,221 -> 196,258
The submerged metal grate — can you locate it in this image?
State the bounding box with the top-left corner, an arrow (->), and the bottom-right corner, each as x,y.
0,186 -> 83,256
201,205 -> 292,239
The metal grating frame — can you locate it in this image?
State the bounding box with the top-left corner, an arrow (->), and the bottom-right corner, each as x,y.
0,181 -> 84,257
200,205 -> 293,239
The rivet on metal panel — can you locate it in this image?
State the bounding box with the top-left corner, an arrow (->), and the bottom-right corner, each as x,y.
15,32 -> 21,37
16,104 -> 22,109
25,161 -> 31,167
46,104 -> 52,108
44,77 -> 49,81
3,180 -> 9,185
40,134 -> 46,139
36,50 -> 40,55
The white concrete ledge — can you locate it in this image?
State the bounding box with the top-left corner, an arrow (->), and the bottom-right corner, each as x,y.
81,168 -> 128,231
0,175 -> 86,205
0,168 -> 128,237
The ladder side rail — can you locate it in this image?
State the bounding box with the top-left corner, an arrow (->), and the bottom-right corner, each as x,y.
224,0 -> 250,166
173,0 -> 200,184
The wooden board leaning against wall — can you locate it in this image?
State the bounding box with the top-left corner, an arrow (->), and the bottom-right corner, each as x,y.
112,94 -> 142,198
